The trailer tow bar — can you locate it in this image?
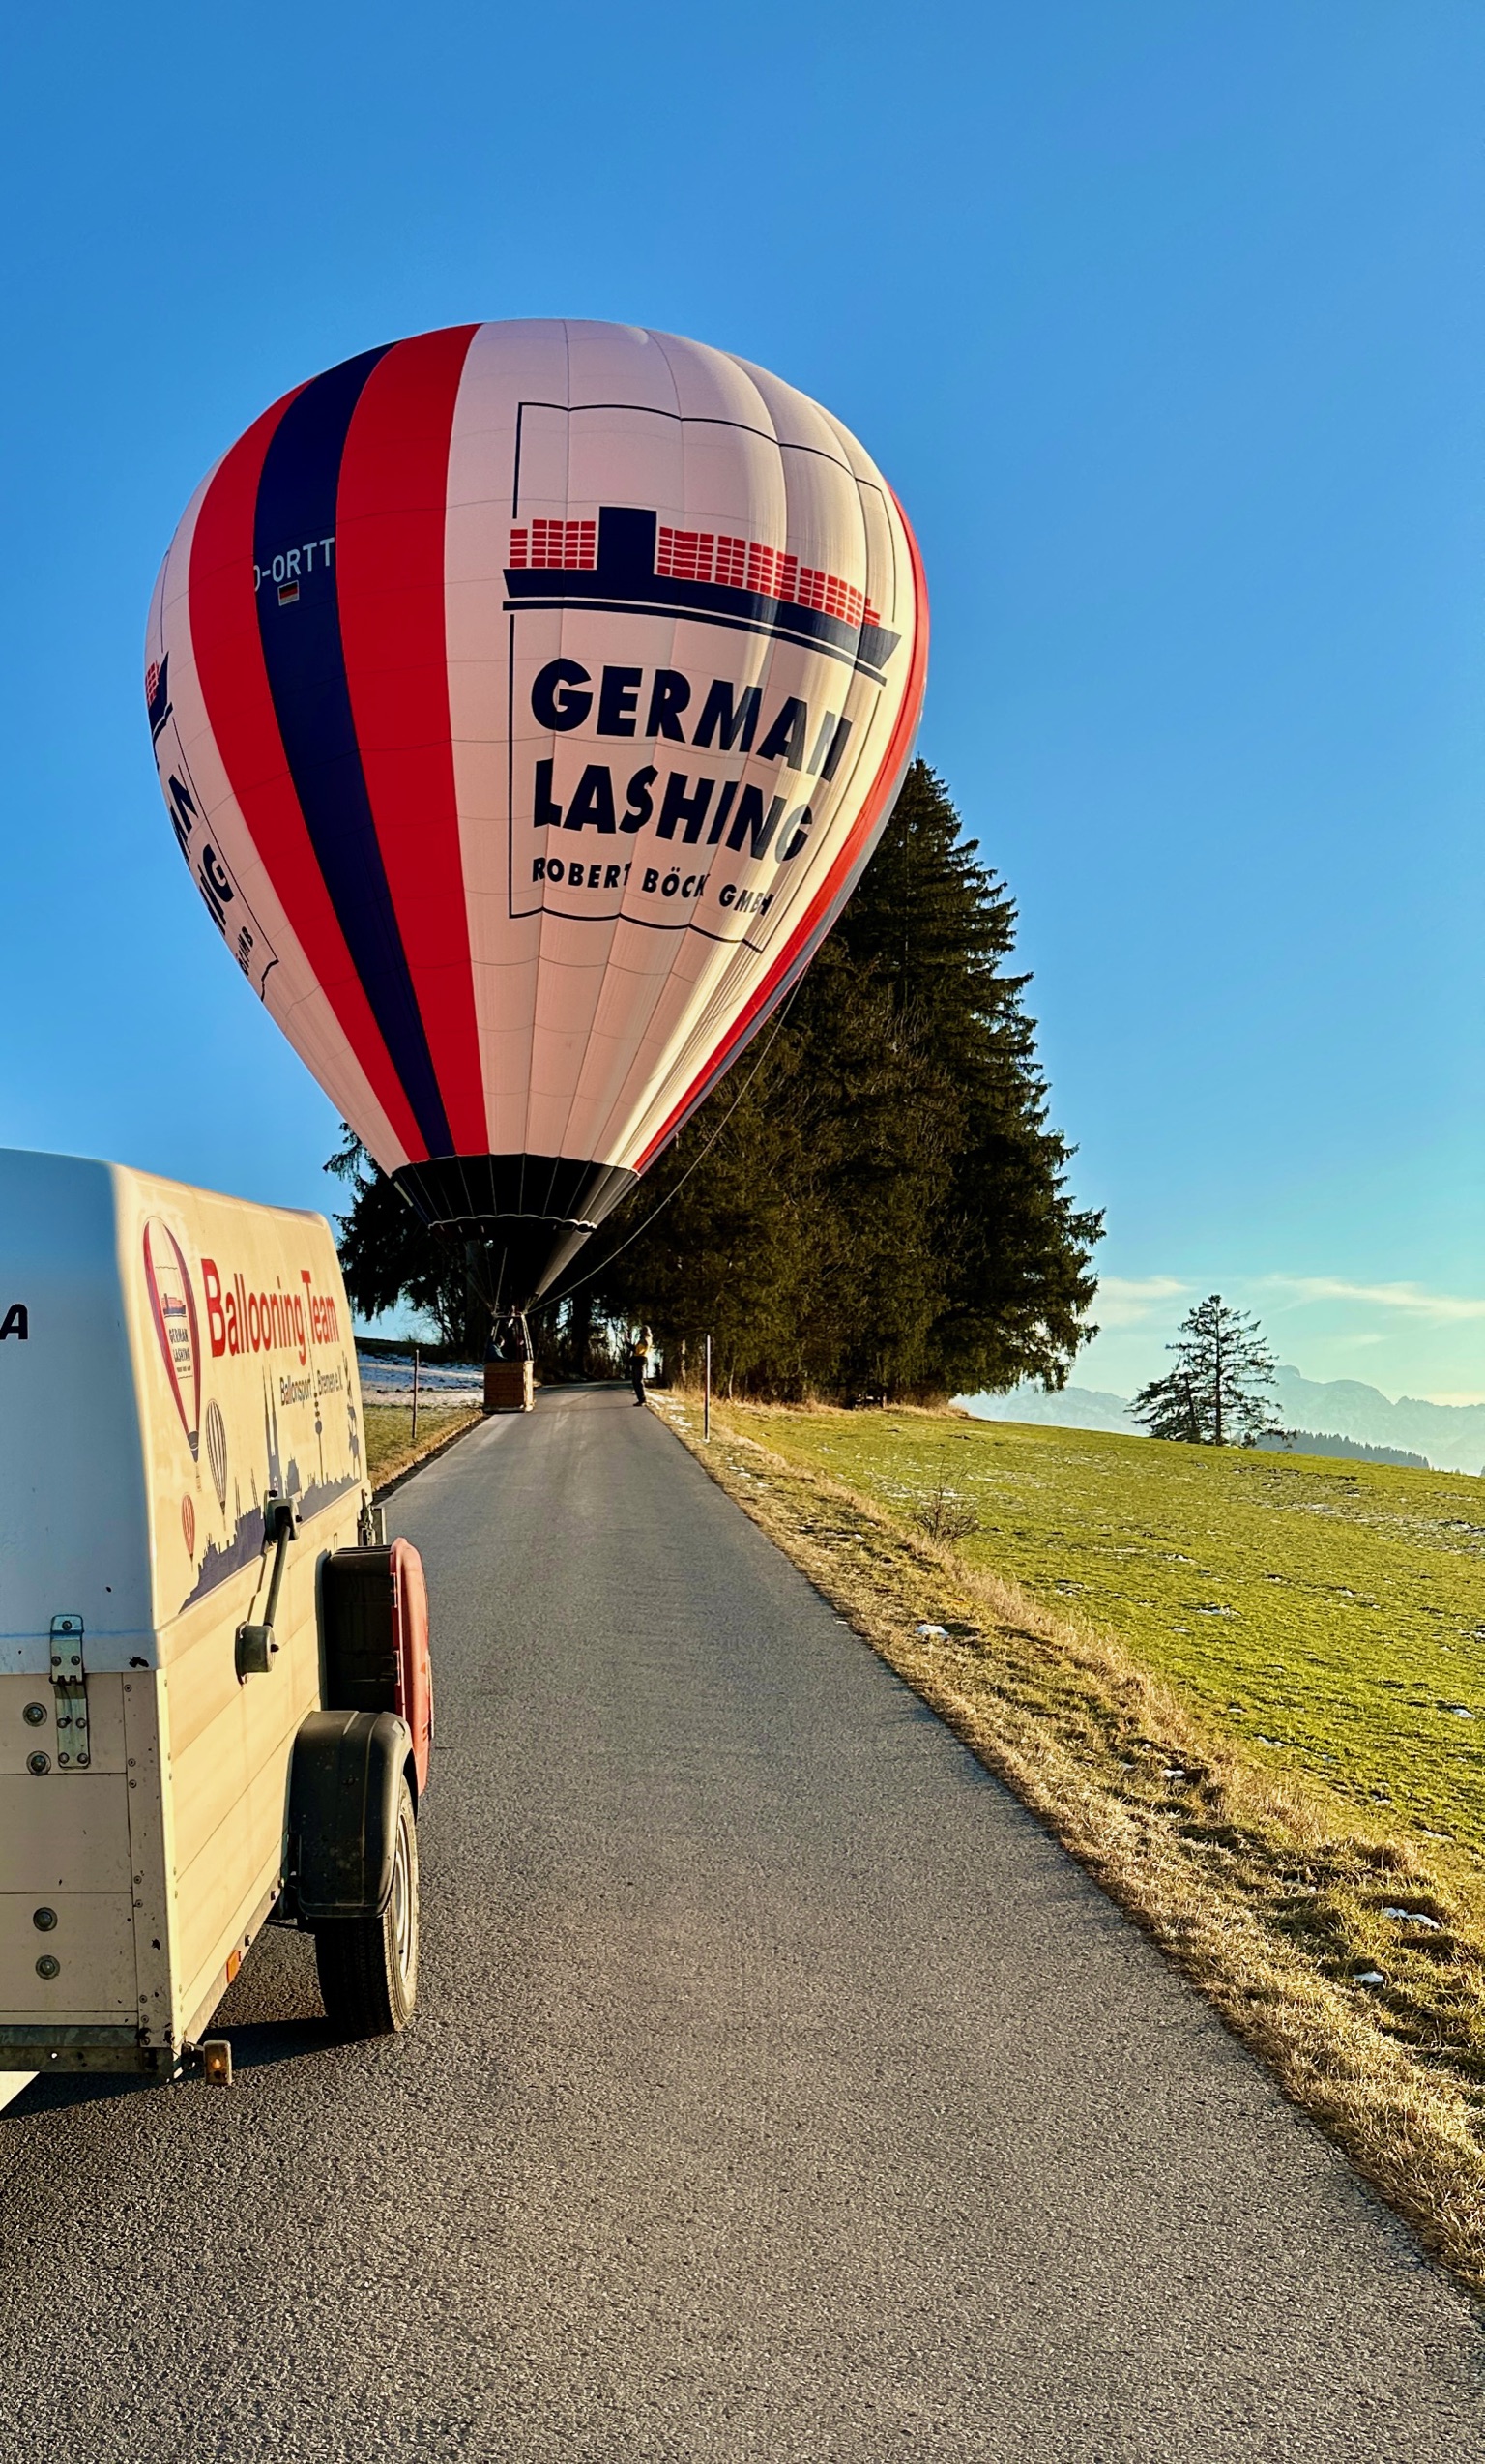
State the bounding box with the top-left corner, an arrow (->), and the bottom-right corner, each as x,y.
236,1493 -> 302,1681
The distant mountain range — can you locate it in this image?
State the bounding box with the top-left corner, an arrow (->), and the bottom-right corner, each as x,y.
967,1367 -> 1485,1475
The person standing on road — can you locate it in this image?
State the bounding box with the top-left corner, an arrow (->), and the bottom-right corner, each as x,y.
628,1325 -> 653,1406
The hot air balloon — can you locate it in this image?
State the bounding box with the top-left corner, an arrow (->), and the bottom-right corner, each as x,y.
145,322 -> 927,1318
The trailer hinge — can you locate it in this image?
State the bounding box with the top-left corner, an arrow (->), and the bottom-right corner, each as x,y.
49,1615 -> 90,1770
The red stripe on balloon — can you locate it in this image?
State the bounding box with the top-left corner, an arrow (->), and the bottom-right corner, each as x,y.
188,387 -> 428,1161
335,325 -> 486,1155
635,498 -> 931,1171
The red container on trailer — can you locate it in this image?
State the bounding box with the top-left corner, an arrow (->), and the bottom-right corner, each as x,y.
320,1540 -> 433,1797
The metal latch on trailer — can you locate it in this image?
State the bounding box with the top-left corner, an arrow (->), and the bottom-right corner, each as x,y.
49,1614 -> 89,1770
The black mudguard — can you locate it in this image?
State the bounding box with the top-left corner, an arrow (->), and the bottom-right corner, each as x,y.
286,1708 -> 412,1923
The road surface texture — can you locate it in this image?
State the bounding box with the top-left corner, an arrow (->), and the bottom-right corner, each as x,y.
1,1385 -> 1481,2461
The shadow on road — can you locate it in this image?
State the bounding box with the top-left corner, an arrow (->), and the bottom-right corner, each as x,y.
7,2067 -> 162,2116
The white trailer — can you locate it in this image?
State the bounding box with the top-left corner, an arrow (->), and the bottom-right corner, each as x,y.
0,1150 -> 432,2087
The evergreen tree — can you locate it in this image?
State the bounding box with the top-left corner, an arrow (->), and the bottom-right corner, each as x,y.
829,761 -> 1101,1393
1131,1295 -> 1283,1446
597,942 -> 956,1397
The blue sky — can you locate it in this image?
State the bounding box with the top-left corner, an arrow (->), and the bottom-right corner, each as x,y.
1,4 -> 1479,1396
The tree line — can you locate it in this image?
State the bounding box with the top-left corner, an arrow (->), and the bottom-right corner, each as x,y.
330,760 -> 1103,1404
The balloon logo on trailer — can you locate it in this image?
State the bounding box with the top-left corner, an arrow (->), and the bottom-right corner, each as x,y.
142,1217 -> 202,1462
204,1397 -> 229,1512
145,321 -> 928,1310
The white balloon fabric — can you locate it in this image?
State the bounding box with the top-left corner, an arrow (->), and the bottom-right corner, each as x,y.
146,321 -> 928,1303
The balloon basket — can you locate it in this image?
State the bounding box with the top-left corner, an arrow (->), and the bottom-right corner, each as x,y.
483,1361 -> 534,1415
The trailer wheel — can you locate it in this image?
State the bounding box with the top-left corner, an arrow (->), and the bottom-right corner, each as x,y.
313,1772 -> 419,2037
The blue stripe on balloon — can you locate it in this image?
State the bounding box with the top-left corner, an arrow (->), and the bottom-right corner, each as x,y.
253,345 -> 453,1158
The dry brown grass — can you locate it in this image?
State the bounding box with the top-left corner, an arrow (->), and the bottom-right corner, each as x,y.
365,1401 -> 482,1493
654,1393 -> 1485,2301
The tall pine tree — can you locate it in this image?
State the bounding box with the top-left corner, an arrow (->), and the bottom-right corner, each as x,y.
827,760 -> 1101,1393
1131,1296 -> 1282,1446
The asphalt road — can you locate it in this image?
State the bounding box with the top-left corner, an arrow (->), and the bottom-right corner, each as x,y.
1,1384 -> 1481,2460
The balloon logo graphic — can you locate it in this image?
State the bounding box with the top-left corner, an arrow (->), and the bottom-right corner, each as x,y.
142,1217 -> 202,1462
204,1398 -> 228,1512
181,1495 -> 196,1558
146,321 -> 927,1306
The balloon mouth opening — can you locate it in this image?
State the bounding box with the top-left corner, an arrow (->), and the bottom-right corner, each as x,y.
390,1154 -> 637,1313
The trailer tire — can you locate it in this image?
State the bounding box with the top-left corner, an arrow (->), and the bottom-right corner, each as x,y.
313,1771 -> 419,2037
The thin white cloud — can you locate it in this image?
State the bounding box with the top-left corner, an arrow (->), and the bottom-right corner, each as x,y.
1089,1275 -> 1189,1328
1263,1276 -> 1485,1324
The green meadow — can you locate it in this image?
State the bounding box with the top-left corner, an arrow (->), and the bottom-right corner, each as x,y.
742,1411 -> 1485,1862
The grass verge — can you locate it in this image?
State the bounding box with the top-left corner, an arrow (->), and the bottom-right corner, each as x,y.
652,1393 -> 1485,2301
365,1401 -> 481,1493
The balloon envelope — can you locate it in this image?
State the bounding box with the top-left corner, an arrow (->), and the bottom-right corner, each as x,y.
147,321 -> 927,1305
